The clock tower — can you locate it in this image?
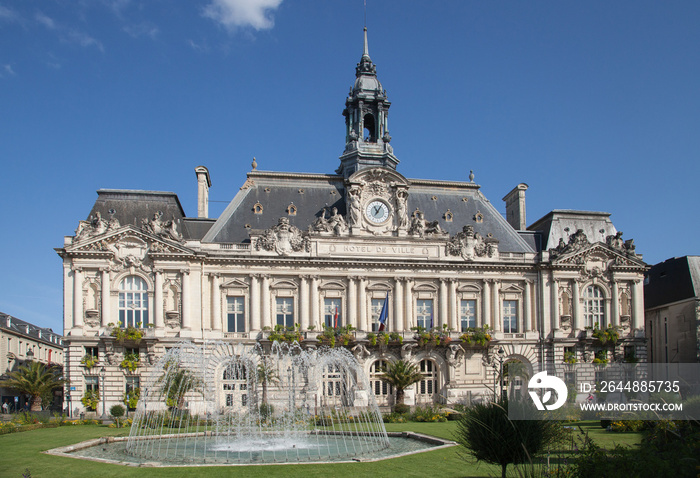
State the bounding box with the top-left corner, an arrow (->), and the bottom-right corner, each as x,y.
336,28 -> 399,178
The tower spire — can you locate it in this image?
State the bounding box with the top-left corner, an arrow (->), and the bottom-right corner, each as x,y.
363,26 -> 369,60
337,27 -> 398,178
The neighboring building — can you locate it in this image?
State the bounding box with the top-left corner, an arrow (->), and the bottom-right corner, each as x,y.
0,312 -> 65,411
644,256 -> 700,363
56,29 -> 648,414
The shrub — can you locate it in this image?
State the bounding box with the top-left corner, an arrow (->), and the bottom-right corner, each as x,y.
392,403 -> 410,414
455,398 -> 563,478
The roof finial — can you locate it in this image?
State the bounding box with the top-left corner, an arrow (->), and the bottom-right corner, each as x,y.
363,26 -> 369,59
252,157 -> 257,170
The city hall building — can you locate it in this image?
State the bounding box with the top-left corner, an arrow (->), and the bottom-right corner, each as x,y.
57,29 -> 647,414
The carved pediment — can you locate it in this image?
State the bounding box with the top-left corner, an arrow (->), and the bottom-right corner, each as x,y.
552,242 -> 645,271
67,226 -> 194,272
221,278 -> 249,290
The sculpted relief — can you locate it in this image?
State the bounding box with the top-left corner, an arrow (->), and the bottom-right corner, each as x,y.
446,225 -> 498,260
254,217 -> 310,256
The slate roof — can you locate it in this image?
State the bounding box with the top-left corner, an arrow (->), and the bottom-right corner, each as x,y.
86,189 -> 197,238
203,170 -> 535,253
528,210 -> 617,251
0,312 -> 64,348
644,256 -> 700,309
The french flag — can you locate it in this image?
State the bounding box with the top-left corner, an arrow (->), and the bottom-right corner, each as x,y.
378,291 -> 389,332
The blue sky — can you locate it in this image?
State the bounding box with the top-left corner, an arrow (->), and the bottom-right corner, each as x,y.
1,1 -> 698,333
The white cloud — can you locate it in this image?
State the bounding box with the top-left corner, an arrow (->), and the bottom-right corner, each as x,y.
65,29 -> 104,51
35,11 -> 57,30
203,0 -> 283,31
0,64 -> 16,78
0,5 -> 19,22
123,22 -> 159,39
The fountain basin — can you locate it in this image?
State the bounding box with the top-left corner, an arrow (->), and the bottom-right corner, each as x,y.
47,432 -> 456,466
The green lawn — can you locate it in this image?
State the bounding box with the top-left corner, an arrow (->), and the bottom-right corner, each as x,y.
0,421 -> 642,478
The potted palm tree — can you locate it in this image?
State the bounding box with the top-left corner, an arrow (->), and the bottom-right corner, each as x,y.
379,360 -> 423,414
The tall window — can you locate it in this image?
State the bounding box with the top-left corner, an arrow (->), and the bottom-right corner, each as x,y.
583,286 -> 605,327
226,297 -> 246,332
222,360 -> 248,409
370,360 -> 393,398
370,298 -> 385,332
503,300 -> 518,333
418,359 -> 437,400
84,346 -> 99,360
416,299 -> 433,330
322,364 -> 347,405
324,298 -> 342,328
125,376 -> 140,409
85,376 -> 99,393
460,300 -> 477,331
119,276 -> 149,327
276,297 -> 295,328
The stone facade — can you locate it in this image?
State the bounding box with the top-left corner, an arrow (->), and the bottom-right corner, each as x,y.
0,313 -> 65,411
56,29 -> 648,414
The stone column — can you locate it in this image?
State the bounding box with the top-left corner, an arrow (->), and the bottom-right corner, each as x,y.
348,277 -> 357,329
492,280 -> 501,332
181,270 -> 191,329
632,279 -> 643,331
212,274 -> 222,331
439,279 -> 448,329
394,278 -> 403,332
449,280 -> 458,331
483,279 -> 492,329
250,274 -> 260,332
611,279 -> 619,327
73,267 -> 83,328
63,263 -> 72,332
358,277 -> 368,331
261,275 -> 271,329
101,268 -> 111,327
572,279 -> 581,331
524,279 -> 532,332
154,269 -> 164,329
300,276 -> 309,331
550,274 -> 559,331
404,278 -> 413,331
311,276 -> 320,330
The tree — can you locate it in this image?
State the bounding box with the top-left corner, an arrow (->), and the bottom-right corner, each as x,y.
378,360 -> 423,412
156,361 -> 202,410
0,361 -> 67,411
256,359 -> 278,406
455,398 -> 562,478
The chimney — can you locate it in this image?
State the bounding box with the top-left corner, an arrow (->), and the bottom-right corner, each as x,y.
195,166 -> 211,219
502,183 -> 528,230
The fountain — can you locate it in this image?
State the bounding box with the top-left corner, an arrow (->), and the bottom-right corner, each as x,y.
122,341 -> 391,464
49,340 -> 454,466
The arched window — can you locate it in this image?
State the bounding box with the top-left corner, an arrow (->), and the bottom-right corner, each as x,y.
418,359 -> 438,402
321,363 -> 349,406
363,113 -> 376,142
118,276 -> 149,328
369,360 -> 393,401
583,285 -> 605,328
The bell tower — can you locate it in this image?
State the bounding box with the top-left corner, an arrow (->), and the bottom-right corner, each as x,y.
337,28 -> 399,178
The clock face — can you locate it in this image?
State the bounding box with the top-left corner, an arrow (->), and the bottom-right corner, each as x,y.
365,200 -> 390,224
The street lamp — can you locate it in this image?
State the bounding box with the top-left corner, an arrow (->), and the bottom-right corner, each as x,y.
99,366 -> 107,419
497,347 -> 505,401
25,348 -> 34,361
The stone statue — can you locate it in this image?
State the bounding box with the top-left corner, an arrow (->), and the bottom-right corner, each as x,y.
396,189 -> 408,229
348,186 -> 362,227
142,212 -> 183,242
328,207 -> 348,235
